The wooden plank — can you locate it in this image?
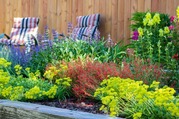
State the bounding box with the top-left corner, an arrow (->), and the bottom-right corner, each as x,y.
5,0 -> 12,34
71,0 -> 78,26
56,0 -> 62,33
166,0 -> 174,15
159,0 -> 167,13
144,0 -> 151,12
83,0 -> 93,15
22,0 -> 30,17
137,0 -> 144,12
118,0 -> 124,41
61,0 -> 67,34
99,0 -> 106,39
0,0 -> 4,23
93,0 -> 100,14
131,0 -> 138,32
38,0 -> 44,34
124,0 -> 131,44
17,0 -> 22,17
151,0 -> 159,12
131,0 -> 138,14
0,0 -> 5,32
105,0 -> 112,40
77,0 -> 83,16
66,0 -> 72,24
111,0 -> 118,43
42,0 -> 48,28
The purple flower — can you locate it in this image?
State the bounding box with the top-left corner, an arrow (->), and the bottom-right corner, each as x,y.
52,29 -> 59,40
133,30 -> 139,36
132,35 -> 138,40
132,30 -> 139,40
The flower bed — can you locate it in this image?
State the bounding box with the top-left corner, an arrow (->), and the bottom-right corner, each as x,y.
0,7 -> 179,119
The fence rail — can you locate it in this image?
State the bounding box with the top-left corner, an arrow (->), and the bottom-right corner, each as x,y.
0,0 -> 179,44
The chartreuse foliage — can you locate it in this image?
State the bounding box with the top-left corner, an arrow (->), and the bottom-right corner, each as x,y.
94,77 -> 179,119
0,58 -> 72,101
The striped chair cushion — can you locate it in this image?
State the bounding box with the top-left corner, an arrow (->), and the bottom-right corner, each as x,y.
13,17 -> 39,28
71,26 -> 99,40
10,27 -> 38,45
0,38 -> 11,45
77,14 -> 100,27
0,17 -> 39,45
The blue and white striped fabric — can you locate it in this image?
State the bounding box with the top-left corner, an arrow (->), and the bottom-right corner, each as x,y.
77,14 -> 100,27
71,14 -> 100,41
0,17 -> 39,45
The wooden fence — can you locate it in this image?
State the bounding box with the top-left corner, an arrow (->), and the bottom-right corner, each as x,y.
0,0 -> 179,44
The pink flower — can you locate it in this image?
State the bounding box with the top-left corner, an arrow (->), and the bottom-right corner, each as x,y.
169,25 -> 174,30
170,16 -> 176,22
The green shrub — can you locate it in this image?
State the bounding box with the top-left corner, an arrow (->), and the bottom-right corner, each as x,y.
28,39 -> 128,74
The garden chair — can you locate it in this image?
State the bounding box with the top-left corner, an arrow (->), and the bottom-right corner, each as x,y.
0,17 -> 39,52
53,14 -> 100,42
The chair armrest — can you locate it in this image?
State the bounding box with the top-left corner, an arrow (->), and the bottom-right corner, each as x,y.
0,33 -> 10,39
59,33 -> 65,37
4,34 -> 10,39
31,34 -> 39,46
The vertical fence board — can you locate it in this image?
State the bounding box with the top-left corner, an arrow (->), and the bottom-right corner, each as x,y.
99,0 -> 106,38
138,0 -> 144,12
66,0 -> 72,25
124,0 -> 131,44
151,0 -> 159,12
71,0 -> 77,26
118,0 -> 124,41
105,0 -> 112,40
144,0 -> 151,12
111,0 -> 118,42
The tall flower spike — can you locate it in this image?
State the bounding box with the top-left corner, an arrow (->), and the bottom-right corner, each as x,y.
138,27 -> 143,37
176,6 -> 179,22
107,34 -> 114,47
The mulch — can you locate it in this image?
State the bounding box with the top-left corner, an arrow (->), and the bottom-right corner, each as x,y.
33,98 -> 104,114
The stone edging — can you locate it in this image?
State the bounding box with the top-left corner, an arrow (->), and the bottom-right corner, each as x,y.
0,99 -> 122,119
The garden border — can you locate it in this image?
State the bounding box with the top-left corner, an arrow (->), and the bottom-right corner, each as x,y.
0,99 -> 122,119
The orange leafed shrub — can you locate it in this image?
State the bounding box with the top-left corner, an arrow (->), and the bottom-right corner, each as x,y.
66,60 -> 120,99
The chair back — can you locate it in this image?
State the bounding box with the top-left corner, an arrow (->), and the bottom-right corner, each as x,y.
71,14 -> 100,41
10,17 -> 39,45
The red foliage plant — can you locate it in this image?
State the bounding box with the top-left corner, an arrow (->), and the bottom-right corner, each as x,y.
66,59 -> 120,99
120,58 -> 164,85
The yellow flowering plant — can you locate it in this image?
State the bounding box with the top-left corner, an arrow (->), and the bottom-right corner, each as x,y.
94,77 -> 179,118
131,11 -> 176,64
0,58 -> 71,101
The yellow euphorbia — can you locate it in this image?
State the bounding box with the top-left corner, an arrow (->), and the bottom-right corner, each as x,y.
25,86 -> 41,99
43,85 -> 58,98
94,77 -> 179,118
0,58 -> 11,68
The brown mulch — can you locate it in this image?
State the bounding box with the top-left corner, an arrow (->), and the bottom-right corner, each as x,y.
33,98 -> 104,114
